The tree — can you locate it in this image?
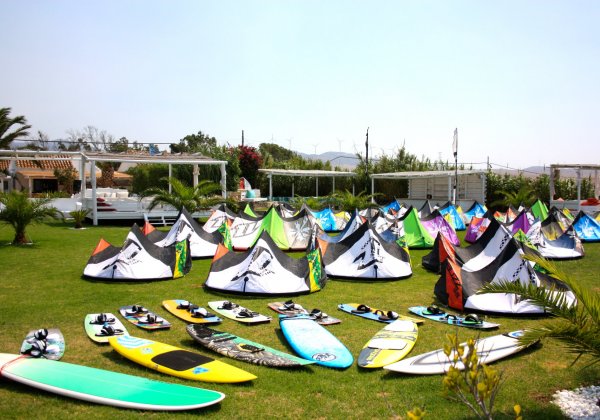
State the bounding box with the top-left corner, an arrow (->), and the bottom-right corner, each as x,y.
0,107 -> 32,149
0,191 -> 59,244
53,167 -> 78,195
328,190 -> 381,212
478,255 -> 600,367
237,145 -> 262,187
141,177 -> 229,213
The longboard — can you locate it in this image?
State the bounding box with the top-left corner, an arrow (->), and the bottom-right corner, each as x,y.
358,320 -> 418,368
119,305 -> 171,330
109,335 -> 256,383
84,313 -> 128,344
208,301 -> 271,324
279,314 -> 353,369
408,306 -> 499,329
162,299 -> 222,324
337,303 -> 423,325
384,330 -> 532,375
20,328 -> 65,360
187,324 -> 314,368
0,353 -> 224,411
268,301 -> 341,326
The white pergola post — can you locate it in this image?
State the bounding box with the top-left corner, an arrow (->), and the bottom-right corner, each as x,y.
481,174 -> 486,203
193,164 -> 199,187
577,168 -> 582,212
80,155 -> 86,198
220,163 -> 227,198
268,173 -> 273,200
448,176 -> 452,201
371,177 -> 375,203
168,164 -> 172,193
90,161 -> 98,226
28,178 -> 33,196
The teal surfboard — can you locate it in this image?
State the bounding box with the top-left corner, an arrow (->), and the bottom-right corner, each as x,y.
0,353 -> 224,410
408,306 -> 499,329
279,314 -> 353,369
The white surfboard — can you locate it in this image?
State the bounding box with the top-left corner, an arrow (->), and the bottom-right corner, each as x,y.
384,330 -> 534,375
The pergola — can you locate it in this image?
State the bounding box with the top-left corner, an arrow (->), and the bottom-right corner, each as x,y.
258,168 -> 356,200
549,164 -> 600,211
370,169 -> 487,204
0,150 -> 228,225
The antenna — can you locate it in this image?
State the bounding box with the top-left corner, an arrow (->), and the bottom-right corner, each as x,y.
311,143 -> 318,155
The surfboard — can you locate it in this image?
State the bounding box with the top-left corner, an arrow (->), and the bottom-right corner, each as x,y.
408,306 -> 499,329
0,353 -> 224,410
119,305 -> 171,330
208,301 -> 271,324
84,313 -> 128,344
279,314 -> 353,369
20,328 -> 65,360
108,335 -> 256,383
162,299 -> 222,324
187,324 -> 314,368
337,303 -> 423,324
384,330 -> 533,375
358,320 -> 418,369
268,301 -> 341,326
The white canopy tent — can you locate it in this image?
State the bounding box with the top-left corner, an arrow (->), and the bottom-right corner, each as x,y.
370,170 -> 487,205
258,168 -> 356,200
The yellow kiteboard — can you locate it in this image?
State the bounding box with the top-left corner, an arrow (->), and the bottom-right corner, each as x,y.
357,320 -> 418,368
108,335 -> 256,383
162,299 -> 222,324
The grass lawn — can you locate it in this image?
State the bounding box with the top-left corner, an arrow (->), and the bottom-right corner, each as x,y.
0,221 -> 598,419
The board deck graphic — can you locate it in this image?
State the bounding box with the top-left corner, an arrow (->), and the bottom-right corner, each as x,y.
358,320 -> 418,368
109,335 -> 256,383
187,324 -> 314,367
384,330 -> 533,375
84,313 -> 128,343
408,306 -> 499,329
337,303 -> 423,324
279,314 -> 353,369
268,301 -> 340,325
20,328 -> 65,360
162,299 -> 222,324
0,353 -> 224,410
208,301 -> 271,324
119,305 -> 171,330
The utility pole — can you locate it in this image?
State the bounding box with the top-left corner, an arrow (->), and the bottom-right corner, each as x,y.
241,130 -> 244,147
452,128 -> 458,205
365,127 -> 370,189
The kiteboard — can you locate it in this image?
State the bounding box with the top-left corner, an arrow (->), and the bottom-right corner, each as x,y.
279,314 -> 353,369
20,328 -> 65,360
384,330 -> 533,375
208,301 -> 271,324
187,324 -> 314,368
268,301 -> 341,326
0,353 -> 224,411
337,303 -> 423,324
84,313 -> 128,344
162,299 -> 222,324
358,320 -> 418,368
108,335 -> 256,383
408,306 -> 499,329
119,305 -> 171,330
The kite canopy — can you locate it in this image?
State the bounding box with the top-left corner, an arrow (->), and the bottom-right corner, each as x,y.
147,208 -> 222,258
501,210 -> 533,235
204,230 -> 326,295
462,201 -> 487,224
438,201 -> 466,231
417,200 -> 435,218
203,204 -> 237,233
381,199 -> 401,214
319,210 -> 365,244
434,238 -> 575,314
420,209 -> 460,246
318,222 -> 412,280
464,213 -> 493,243
525,222 -> 584,259
572,211 -> 600,242
84,225 -> 191,280
529,199 -> 549,221
397,206 -> 434,249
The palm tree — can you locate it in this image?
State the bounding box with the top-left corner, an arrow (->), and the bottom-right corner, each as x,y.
490,185 -> 535,209
477,254 -> 600,367
141,177 -> 230,213
328,190 -> 381,212
0,191 -> 59,244
0,107 -> 32,149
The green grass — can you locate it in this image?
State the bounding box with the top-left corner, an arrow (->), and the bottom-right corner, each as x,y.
0,221 -> 598,419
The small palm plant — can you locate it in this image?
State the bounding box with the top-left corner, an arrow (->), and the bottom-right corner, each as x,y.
490,185 -> 535,209
477,254 -> 600,367
68,208 -> 90,229
0,190 -> 59,245
141,177 -> 230,213
328,190 -> 381,212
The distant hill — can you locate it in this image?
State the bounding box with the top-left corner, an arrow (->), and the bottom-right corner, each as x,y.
297,151 -> 359,169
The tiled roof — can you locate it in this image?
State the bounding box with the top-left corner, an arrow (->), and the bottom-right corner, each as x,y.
0,154 -> 74,171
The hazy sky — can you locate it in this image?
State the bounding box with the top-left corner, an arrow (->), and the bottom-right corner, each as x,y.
2,1 -> 599,169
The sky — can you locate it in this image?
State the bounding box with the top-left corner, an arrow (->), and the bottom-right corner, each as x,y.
2,1 -> 599,169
